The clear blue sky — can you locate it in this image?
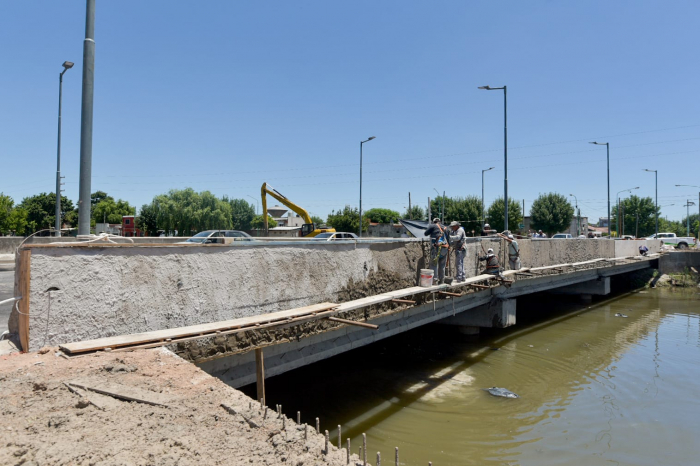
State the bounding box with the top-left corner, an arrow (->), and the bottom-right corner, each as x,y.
1,0 -> 699,222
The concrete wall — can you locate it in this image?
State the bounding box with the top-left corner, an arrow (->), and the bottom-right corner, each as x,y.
658,251 -> 700,274
10,237 -> 662,351
613,239 -> 663,257
0,237 -> 77,254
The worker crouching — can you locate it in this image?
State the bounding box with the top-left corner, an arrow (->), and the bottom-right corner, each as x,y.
449,221 -> 467,282
479,248 -> 502,276
424,218 -> 449,284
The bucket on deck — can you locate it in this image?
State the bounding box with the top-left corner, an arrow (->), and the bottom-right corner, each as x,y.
420,269 -> 434,287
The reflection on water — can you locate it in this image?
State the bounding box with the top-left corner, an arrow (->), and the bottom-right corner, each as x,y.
242,289 -> 700,466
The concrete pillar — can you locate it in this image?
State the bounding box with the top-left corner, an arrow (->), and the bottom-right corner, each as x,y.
438,299 -> 516,329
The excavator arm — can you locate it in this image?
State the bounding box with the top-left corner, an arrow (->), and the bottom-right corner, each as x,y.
261,183 -> 335,237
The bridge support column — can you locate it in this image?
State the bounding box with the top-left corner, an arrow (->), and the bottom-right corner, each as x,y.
437,298 -> 516,329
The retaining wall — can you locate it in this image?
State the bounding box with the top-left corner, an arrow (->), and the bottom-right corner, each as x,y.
658,251 -> 700,274
9,238 -> 660,351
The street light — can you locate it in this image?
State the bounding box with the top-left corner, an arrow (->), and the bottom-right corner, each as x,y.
481,167 -> 494,230
675,185 -> 700,240
616,186 -> 639,237
590,141 -> 610,238
246,195 -> 259,215
569,194 -> 580,236
54,61 -> 74,237
479,85 -> 508,231
643,169 -> 658,237
359,136 -> 376,237
684,201 -> 696,237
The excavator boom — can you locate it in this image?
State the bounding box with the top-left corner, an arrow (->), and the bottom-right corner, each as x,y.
261,183 -> 335,237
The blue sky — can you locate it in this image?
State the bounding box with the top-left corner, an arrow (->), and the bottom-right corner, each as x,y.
1,1 -> 699,222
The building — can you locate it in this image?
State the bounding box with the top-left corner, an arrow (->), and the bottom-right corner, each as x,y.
598,217 -> 610,228
121,216 -> 142,237
268,226 -> 302,237
95,223 -> 121,235
367,223 -> 408,238
267,206 -> 305,228
521,216 -> 589,236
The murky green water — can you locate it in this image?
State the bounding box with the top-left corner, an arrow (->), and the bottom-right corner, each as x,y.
250,288 -> 700,466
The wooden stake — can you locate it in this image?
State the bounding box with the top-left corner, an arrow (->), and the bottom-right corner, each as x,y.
438,291 -> 461,297
255,348 -> 265,405
391,298 -> 416,304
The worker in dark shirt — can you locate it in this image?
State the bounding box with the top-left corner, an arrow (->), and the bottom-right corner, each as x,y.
424,218 -> 448,284
479,248 -> 502,276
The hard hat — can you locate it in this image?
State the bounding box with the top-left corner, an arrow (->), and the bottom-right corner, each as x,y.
449,221 -> 460,227
484,223 -> 490,228
508,234 -> 514,239
433,218 -> 441,223
487,248 -> 494,254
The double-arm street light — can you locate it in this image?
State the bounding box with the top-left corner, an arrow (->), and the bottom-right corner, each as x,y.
676,184 -> 700,239
55,61 -> 74,237
569,194 -> 580,236
643,169 -> 658,237
616,187 -> 639,237
481,167 -> 495,229
478,85 -> 508,231
590,142 -> 610,237
358,136 -> 376,237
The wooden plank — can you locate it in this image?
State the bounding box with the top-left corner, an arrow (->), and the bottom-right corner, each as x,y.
60,302 -> 339,354
255,349 -> 265,405
438,291 -> 461,297
391,299 -> 416,304
18,249 -> 31,352
326,316 -> 379,329
68,380 -> 170,407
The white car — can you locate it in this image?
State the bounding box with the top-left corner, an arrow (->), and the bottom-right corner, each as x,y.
313,232 -> 359,241
551,233 -> 573,239
645,232 -> 697,249
178,230 -> 253,244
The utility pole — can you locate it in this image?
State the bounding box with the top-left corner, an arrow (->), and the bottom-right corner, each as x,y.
427,198 -> 431,224
358,136 -> 376,237
481,167 -> 494,230
408,192 -> 411,219
55,61 -> 73,237
478,85 -> 508,231
77,0 -> 96,236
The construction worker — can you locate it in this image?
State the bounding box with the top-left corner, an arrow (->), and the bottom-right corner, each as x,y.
639,244 -> 649,256
499,232 -> 521,270
424,218 -> 448,284
449,221 -> 467,282
479,248 -> 502,276
481,223 -> 494,236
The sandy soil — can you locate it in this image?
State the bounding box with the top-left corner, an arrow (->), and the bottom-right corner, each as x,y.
0,348 -> 361,466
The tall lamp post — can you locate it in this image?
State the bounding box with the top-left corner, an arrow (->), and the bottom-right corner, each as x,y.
616,187 -> 639,237
55,61 -> 74,237
589,142 -> 610,237
643,169 -> 658,237
675,185 -> 700,239
481,167 -> 494,229
683,201 -> 696,237
569,194 -> 580,236
478,85 -> 508,231
358,136 -> 376,237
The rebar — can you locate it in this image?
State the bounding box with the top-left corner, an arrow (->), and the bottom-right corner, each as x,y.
297,411 -> 301,424
316,417 -> 320,433
338,425 -> 342,449
325,430 -> 329,454
363,433 -> 367,466
377,452 -> 381,466
395,447 -> 399,466
347,438 -> 351,465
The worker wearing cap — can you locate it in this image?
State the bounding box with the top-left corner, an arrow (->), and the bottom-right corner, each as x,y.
479,247 -> 502,275
499,232 -> 521,270
424,218 -> 448,284
449,221 -> 467,282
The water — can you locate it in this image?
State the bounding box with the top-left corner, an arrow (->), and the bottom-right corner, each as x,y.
246,288 -> 700,465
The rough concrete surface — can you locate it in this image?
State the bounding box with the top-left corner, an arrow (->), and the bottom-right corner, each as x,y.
0,347 -> 358,466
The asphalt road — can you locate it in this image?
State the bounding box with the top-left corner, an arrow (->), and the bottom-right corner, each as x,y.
0,270 -> 14,334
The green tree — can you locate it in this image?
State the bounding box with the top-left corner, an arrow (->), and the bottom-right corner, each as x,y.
251,214 -> 278,229
430,196 -> 483,233
611,195 -> 660,238
364,208 -> 400,224
153,188 -> 233,235
93,198 -> 135,224
327,205 -> 369,233
530,193 -> 574,236
18,192 -> 77,234
486,197 -> 523,233
311,215 -> 325,226
0,194 -> 13,234
91,191 -> 112,208
136,203 -> 159,236
403,205 -> 425,221
227,198 -> 255,230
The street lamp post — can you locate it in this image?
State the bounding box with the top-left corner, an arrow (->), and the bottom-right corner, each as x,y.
616,187 -> 639,237
675,185 -> 700,240
644,169 -> 658,237
359,136 -> 376,237
479,85 -> 508,231
481,167 -> 494,229
55,61 -> 74,237
569,194 -> 580,236
684,201 -> 696,237
590,142 -> 610,237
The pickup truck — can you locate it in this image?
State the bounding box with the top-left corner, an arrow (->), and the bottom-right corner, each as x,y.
645,232 -> 697,249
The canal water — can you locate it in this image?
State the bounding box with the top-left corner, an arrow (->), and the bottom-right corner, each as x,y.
245,288 -> 700,465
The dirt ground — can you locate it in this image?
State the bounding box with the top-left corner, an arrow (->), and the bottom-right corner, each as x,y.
0,348 -> 361,466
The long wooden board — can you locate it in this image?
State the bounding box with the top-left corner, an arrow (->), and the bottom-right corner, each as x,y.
60,302 -> 339,354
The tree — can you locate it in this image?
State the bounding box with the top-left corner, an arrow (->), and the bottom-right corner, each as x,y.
93,198 -> 135,224
403,205 -> 425,221
227,198 -> 255,230
0,194 -> 12,234
153,188 -> 233,235
486,197 -> 523,233
251,214 -> 277,229
6,208 -> 29,236
611,195 -> 659,238
327,205 -> 369,233
91,191 -> 112,208
530,193 -> 574,236
364,208 -> 400,224
136,203 -> 159,236
311,215 -> 325,226
18,192 -> 77,234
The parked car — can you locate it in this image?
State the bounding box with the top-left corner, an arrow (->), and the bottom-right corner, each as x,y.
313,232 -> 359,241
551,233 -> 573,239
645,232 -> 697,249
178,230 -> 253,244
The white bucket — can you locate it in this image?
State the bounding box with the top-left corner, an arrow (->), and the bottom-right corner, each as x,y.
420,269 -> 434,287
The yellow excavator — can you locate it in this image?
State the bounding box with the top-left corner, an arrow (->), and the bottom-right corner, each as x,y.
261,182 -> 335,237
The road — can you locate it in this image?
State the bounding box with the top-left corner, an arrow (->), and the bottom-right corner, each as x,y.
0,270 -> 14,334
